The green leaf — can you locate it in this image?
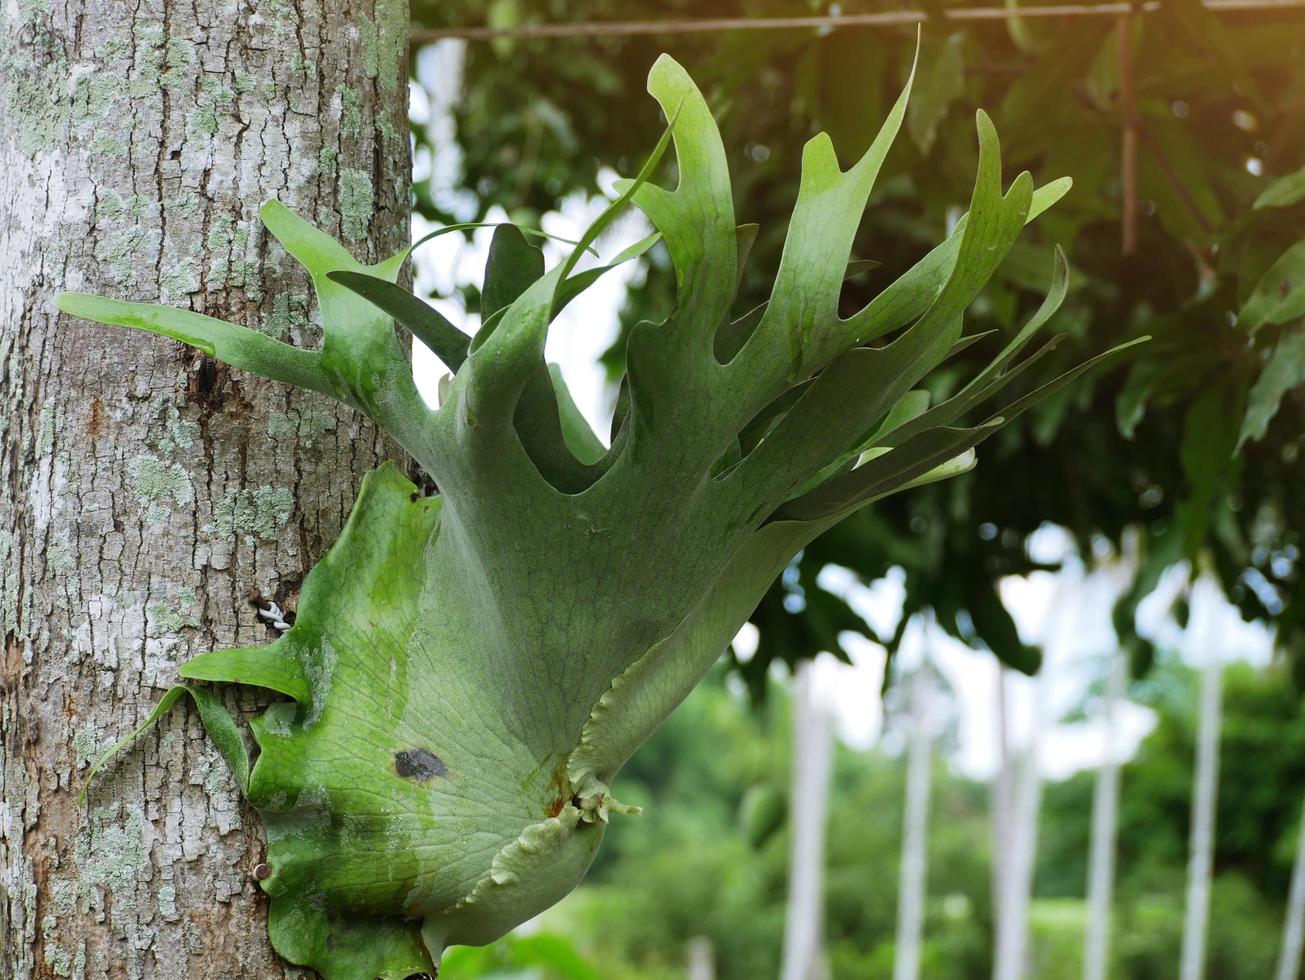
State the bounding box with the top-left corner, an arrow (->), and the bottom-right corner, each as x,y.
627,54 -> 739,326
259,201 -> 415,415
80,685 -> 249,803
1179,376 -> 1245,557
779,420 -> 1003,522
1254,163 -> 1305,210
559,116 -> 675,286
884,246 -> 1071,445
182,645 -> 311,702
1239,325 -> 1305,448
187,686 -> 252,793
327,271 -> 471,370
55,293 -> 329,395
483,223 -> 546,322
405,221 -> 596,263
907,33 -> 966,155
1239,240 -> 1305,333
555,231 -> 662,312
842,176 -> 1071,352
735,43 -> 918,394
548,364 -> 606,465
966,577 -> 1040,675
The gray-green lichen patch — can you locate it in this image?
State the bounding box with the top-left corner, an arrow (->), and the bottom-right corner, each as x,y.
38,880 -> 82,977
34,402 -> 55,456
206,217 -> 262,299
72,723 -> 107,770
0,529 -> 18,633
263,291 -> 313,342
335,85 -> 362,136
40,914 -> 72,977
377,113 -> 402,158
184,78 -> 237,143
184,106 -> 220,140
338,168 -> 374,241
159,256 -> 202,297
90,131 -> 128,158
2,43 -> 70,157
210,486 -> 295,541
147,587 -> 199,638
45,530 -> 74,575
157,882 -> 178,920
93,192 -> 155,286
360,0 -> 406,92
158,404 -> 199,453
77,802 -> 150,901
126,454 -> 194,524
131,29 -> 197,96
319,146 -> 339,180
266,404 -> 339,447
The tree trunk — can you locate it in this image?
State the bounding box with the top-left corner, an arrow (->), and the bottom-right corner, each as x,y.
1181,572 -> 1225,980
991,663 -> 1016,975
781,659 -> 833,980
687,935 -> 716,980
1083,650 -> 1125,980
893,642 -> 935,980
0,1 -> 410,975
1275,795 -> 1305,980
994,573 -> 1074,980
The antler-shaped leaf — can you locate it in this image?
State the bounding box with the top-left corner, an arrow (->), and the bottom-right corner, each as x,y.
60,49 -> 1144,980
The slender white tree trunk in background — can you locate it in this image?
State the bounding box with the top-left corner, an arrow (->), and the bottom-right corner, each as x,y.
994,731 -> 1043,980
782,659 -> 834,980
1083,650 -> 1126,980
688,935 -> 716,980
1275,798 -> 1305,980
994,573 -> 1076,980
991,664 -> 1016,973
894,622 -> 936,980
1181,573 -> 1226,980
0,1 -> 410,975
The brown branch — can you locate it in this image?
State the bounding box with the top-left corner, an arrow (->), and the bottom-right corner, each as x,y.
411,0 -> 1305,43
1134,119 -> 1217,240
1118,10 -> 1138,256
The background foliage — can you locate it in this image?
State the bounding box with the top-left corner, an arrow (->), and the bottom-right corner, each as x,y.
411,0 -> 1305,684
439,661 -> 1305,978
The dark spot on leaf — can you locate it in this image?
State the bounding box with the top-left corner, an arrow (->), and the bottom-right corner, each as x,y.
395,748 -> 448,781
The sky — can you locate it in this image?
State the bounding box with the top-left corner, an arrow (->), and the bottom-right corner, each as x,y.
408,41 -> 1278,787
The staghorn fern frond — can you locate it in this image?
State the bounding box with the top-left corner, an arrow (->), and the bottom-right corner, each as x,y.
57,53 -> 1142,979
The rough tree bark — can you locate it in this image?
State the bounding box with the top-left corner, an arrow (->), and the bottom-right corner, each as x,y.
0,1 -> 409,975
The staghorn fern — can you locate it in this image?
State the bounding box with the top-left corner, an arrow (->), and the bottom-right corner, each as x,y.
57,53 -> 1139,979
